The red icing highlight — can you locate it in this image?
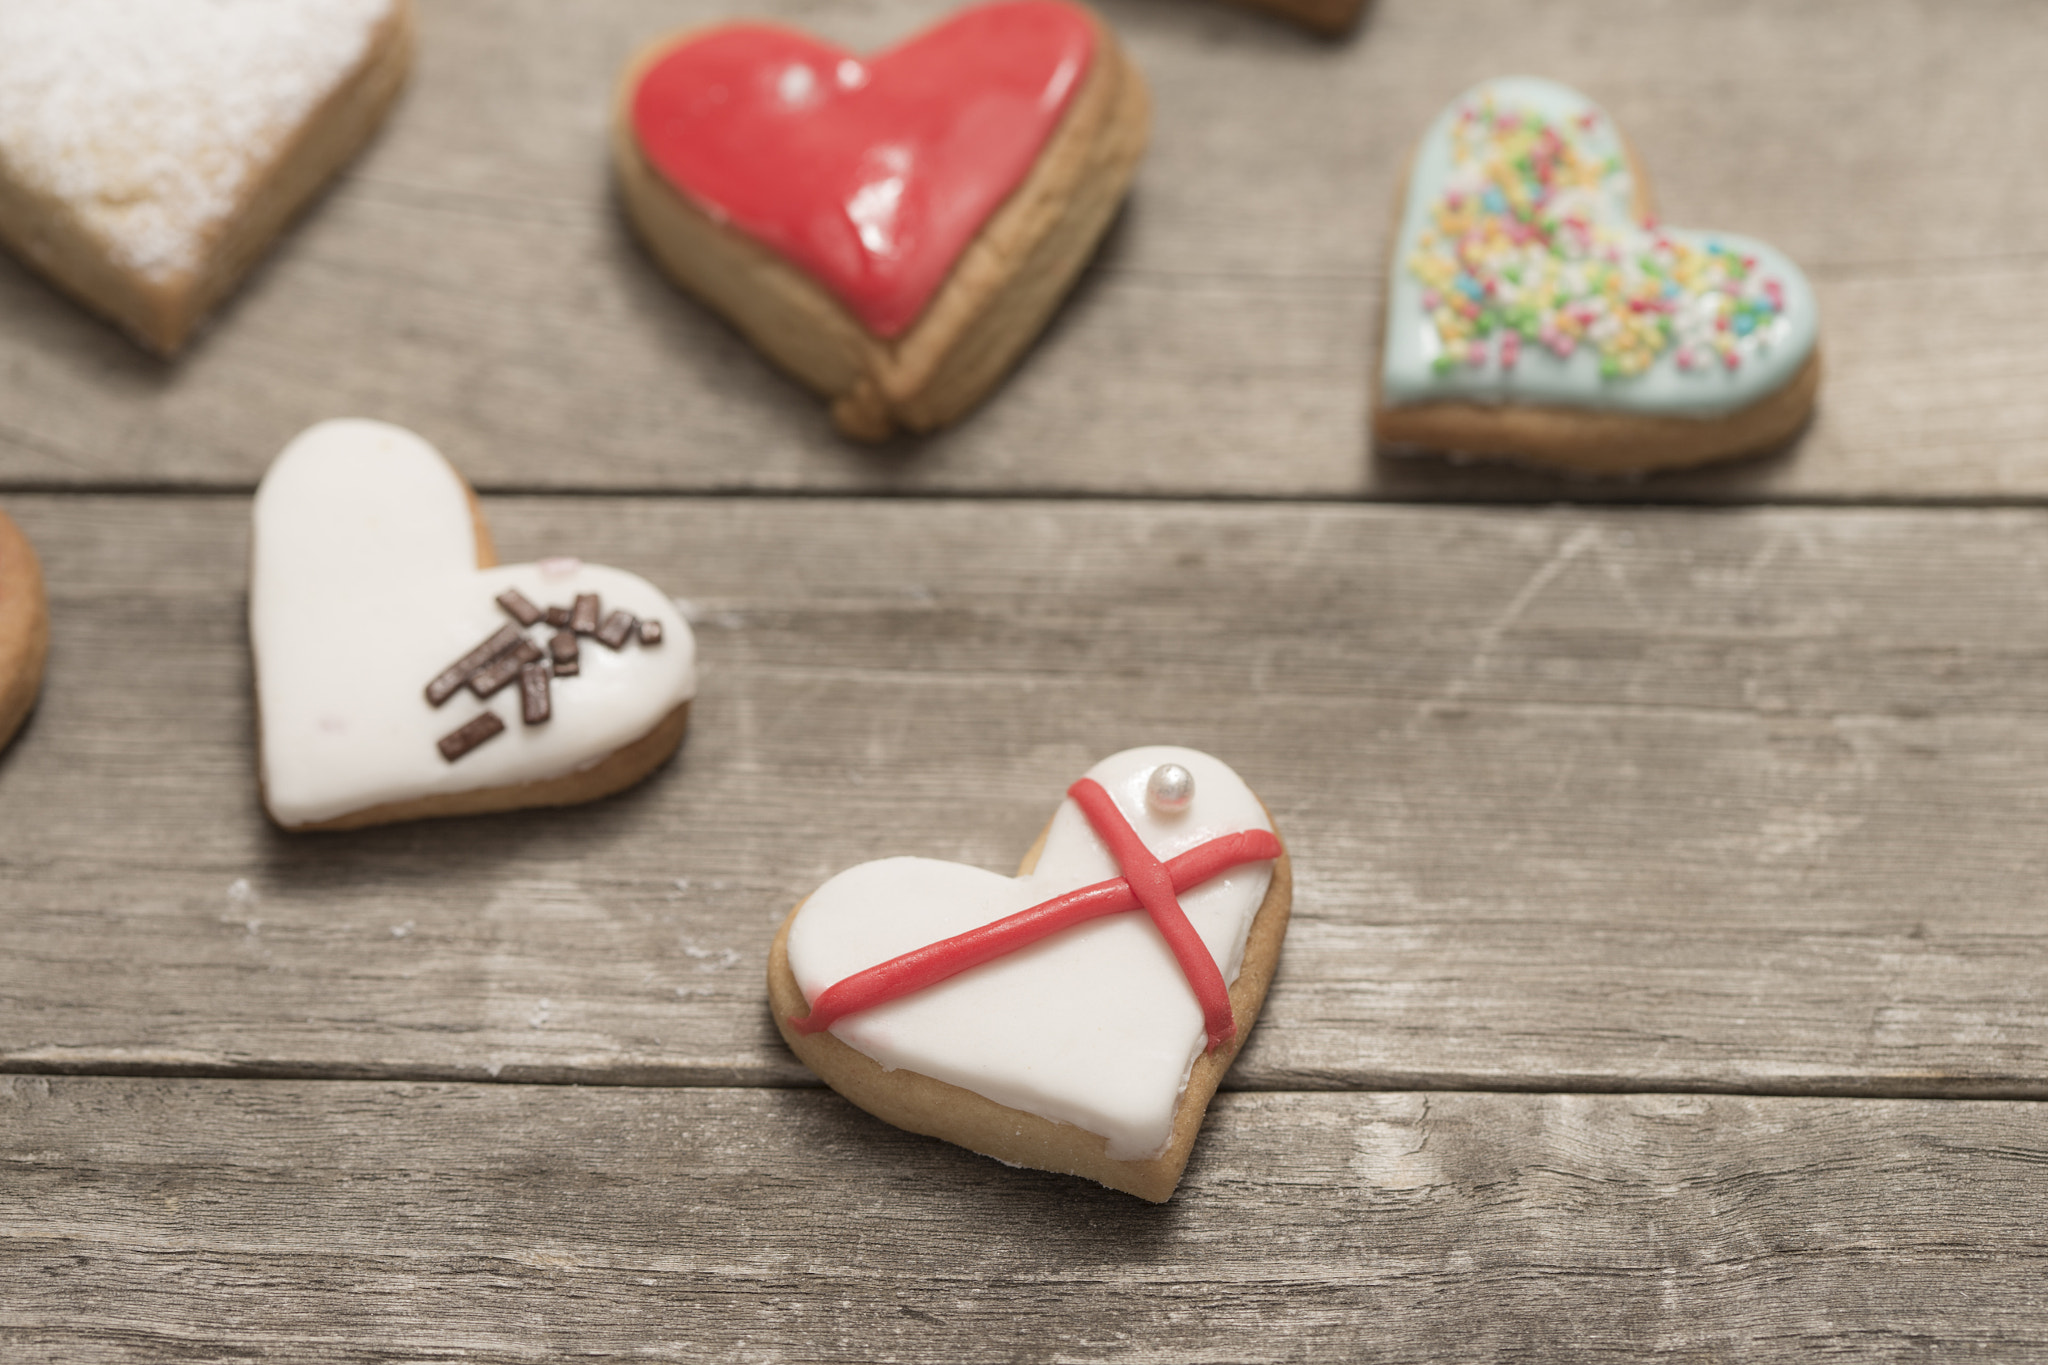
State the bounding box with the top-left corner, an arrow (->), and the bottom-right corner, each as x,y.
790,789 -> 1278,1049
630,0 -> 1096,338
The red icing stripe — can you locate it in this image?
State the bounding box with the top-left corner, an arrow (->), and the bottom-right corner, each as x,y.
629,0 -> 1096,338
789,791 -> 1277,1049
1065,777 -> 1238,1050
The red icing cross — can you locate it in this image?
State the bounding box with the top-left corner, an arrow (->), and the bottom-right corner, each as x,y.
789,776 -> 1278,1051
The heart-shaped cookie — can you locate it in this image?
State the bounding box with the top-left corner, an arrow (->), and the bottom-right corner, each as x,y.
0,0 -> 413,355
769,747 -> 1291,1202
612,0 -> 1150,440
251,420 -> 697,831
0,509 -> 49,755
1374,77 -> 1822,474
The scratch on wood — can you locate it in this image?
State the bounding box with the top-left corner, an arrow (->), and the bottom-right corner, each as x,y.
1412,523 -> 1602,728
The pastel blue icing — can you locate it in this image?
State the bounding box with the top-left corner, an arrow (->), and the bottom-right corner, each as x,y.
1381,77 -> 1818,418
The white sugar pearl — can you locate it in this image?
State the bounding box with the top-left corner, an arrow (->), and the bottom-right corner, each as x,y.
1146,763 -> 1195,814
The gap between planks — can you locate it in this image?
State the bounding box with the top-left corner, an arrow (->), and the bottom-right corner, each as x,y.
10,1055 -> 2048,1107
18,481 -> 2048,510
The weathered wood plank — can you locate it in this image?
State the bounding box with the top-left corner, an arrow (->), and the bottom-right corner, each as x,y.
0,0 -> 2043,499
6,1076 -> 2048,1362
6,495 -> 2048,1093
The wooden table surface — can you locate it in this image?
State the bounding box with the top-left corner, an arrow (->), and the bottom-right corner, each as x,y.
6,1 -> 2047,1360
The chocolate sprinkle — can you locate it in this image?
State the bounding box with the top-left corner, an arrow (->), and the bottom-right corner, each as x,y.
496,588 -> 543,627
437,711 -> 505,762
425,623 -> 525,706
519,662 -> 551,725
595,609 -> 638,650
427,580 -> 658,758
469,640 -> 541,699
549,627 -> 581,678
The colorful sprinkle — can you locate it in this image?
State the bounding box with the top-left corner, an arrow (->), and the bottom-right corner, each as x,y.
1407,92 -> 1788,381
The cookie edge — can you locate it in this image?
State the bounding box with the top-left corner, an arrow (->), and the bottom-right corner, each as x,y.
276,699 -> 691,832
0,510 -> 50,754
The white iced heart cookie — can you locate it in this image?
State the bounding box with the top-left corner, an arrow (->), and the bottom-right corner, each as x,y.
0,0 -> 413,354
1374,77 -> 1822,474
251,420 -> 698,831
769,746 -> 1292,1202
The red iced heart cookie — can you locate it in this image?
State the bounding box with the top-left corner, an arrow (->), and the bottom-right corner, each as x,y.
631,5 -> 1094,340
613,0 -> 1149,439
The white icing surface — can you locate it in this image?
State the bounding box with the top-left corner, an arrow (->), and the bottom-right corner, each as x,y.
251,420 -> 698,828
0,0 -> 393,281
785,746 -> 1277,1161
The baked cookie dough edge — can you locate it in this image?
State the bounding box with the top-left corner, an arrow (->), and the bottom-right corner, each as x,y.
0,510 -> 50,754
1373,347 -> 1823,476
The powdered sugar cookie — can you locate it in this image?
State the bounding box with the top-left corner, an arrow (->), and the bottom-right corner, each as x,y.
1374,77 -> 1822,474
0,0 -> 414,355
613,0 -> 1150,440
770,747 -> 1291,1202
0,510 -> 48,755
251,420 -> 697,831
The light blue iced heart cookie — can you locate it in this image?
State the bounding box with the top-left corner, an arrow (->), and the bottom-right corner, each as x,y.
1374,77 -> 1821,474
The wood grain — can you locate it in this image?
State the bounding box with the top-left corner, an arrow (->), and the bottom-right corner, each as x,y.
8,494 -> 2048,1095
6,1075 -> 2047,1362
3,1 -> 2039,1348
0,0 -> 2043,499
